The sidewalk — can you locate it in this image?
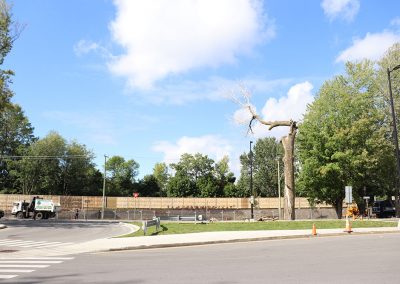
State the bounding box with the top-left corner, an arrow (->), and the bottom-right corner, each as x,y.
10,224 -> 399,257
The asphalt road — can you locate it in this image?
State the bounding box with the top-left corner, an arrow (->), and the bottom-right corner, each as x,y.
0,219 -> 133,243
4,232 -> 400,284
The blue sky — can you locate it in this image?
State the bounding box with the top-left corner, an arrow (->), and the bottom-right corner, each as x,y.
6,0 -> 400,178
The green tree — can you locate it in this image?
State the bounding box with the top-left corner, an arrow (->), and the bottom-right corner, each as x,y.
167,153 -> 224,197
0,0 -> 19,110
17,132 -> 66,195
134,174 -> 161,197
167,172 -> 196,197
15,132 -> 101,196
152,162 -> 169,196
0,0 -> 33,191
297,60 -> 395,218
60,141 -> 101,196
236,138 -> 283,197
215,155 -> 236,196
106,156 -> 139,196
0,104 -> 35,191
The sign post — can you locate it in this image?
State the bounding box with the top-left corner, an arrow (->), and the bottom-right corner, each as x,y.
345,186 -> 353,204
363,196 -> 370,219
133,193 -> 139,220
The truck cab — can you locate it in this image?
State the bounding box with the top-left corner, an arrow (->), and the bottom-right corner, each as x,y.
11,197 -> 60,220
11,201 -> 31,219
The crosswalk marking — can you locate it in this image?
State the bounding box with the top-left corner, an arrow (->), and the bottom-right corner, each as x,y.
0,239 -> 74,249
0,269 -> 35,273
4,257 -> 74,260
0,257 -> 74,279
0,274 -> 18,279
0,261 -> 63,264
0,265 -> 49,268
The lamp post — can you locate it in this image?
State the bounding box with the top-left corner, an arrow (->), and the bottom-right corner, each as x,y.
250,141 -> 254,220
276,156 -> 281,220
84,200 -> 90,221
387,64 -> 400,217
101,155 -> 108,219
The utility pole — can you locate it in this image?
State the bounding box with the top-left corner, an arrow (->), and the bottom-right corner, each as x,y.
101,155 -> 108,219
387,65 -> 400,217
277,157 -> 281,220
250,141 -> 254,220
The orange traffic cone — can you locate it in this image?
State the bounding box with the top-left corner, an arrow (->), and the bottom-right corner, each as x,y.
344,217 -> 353,233
312,223 -> 317,236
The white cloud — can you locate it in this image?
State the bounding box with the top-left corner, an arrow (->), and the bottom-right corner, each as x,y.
391,17 -> 400,27
133,76 -> 293,105
233,81 -> 314,139
108,0 -> 275,89
321,0 -> 360,22
336,31 -> 400,63
73,39 -> 113,59
73,40 -> 101,56
153,135 -> 233,165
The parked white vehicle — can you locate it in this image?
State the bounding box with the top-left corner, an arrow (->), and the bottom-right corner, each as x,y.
11,196 -> 61,220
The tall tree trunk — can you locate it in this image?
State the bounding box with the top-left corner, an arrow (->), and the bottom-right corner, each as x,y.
334,199 -> 343,219
282,124 -> 297,220
243,100 -> 298,220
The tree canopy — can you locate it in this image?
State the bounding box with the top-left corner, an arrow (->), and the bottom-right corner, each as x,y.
297,60 -> 395,218
236,138 -> 283,198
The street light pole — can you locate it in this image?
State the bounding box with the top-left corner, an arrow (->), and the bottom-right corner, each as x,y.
250,141 -> 254,220
101,155 -> 108,220
387,65 -> 400,217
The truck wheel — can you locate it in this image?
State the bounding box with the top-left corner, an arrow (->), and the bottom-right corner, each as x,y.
34,212 -> 43,220
16,212 -> 24,219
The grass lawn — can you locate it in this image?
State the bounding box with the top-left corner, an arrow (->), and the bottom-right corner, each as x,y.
120,219 -> 398,237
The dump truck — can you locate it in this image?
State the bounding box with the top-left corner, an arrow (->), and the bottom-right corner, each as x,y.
11,196 -> 61,220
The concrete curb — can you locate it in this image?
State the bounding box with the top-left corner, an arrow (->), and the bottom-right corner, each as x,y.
112,223 -> 140,238
101,229 -> 400,253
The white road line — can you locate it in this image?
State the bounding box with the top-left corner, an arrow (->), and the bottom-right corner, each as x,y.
0,240 -> 74,248
0,269 -> 35,273
0,241 -> 50,246
3,257 -> 74,260
0,274 -> 18,279
0,265 -> 49,268
0,261 -> 62,264
0,239 -> 47,243
0,240 -> 35,245
31,242 -> 74,248
19,242 -> 63,248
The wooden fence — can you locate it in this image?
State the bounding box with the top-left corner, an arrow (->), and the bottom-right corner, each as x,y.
0,194 -> 333,212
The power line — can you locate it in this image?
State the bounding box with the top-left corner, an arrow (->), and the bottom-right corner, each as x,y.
0,155 -> 88,160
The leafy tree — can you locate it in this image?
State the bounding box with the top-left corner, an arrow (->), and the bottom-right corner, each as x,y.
106,156 -> 139,196
134,174 -> 161,197
236,138 -> 283,198
152,162 -> 169,196
167,172 -> 196,197
14,132 -> 101,196
0,0 -> 19,110
21,132 -> 66,195
60,141 -> 102,196
0,104 -> 35,191
297,60 -> 395,218
214,155 -> 236,196
0,0 -> 33,191
167,153 -> 233,197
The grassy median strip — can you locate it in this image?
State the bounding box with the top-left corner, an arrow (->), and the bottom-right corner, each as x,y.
120,220 -> 398,237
